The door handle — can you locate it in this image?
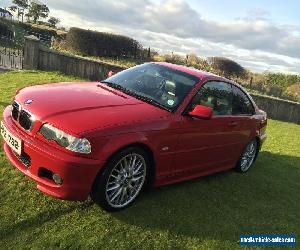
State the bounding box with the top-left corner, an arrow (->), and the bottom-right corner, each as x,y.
228,121 -> 238,127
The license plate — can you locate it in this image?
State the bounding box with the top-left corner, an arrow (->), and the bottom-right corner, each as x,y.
1,121 -> 22,155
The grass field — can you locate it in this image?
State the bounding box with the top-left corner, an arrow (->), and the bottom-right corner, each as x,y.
0,70 -> 299,249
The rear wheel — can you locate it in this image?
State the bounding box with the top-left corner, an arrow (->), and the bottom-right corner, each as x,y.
91,147 -> 149,211
235,139 -> 258,172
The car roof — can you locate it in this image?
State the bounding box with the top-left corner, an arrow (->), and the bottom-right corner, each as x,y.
153,61 -> 229,82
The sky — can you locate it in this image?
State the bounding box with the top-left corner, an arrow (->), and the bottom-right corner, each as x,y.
1,0 -> 300,74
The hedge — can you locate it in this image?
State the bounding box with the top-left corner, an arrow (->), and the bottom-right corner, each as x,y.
65,27 -> 143,58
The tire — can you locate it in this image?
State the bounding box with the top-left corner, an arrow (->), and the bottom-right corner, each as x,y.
91,146 -> 149,212
235,139 -> 258,173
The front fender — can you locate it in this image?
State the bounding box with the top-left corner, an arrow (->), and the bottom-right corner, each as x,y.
92,132 -> 156,163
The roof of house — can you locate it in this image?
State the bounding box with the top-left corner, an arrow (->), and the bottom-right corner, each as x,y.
0,8 -> 12,15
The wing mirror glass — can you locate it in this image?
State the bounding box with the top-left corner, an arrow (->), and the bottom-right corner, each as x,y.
107,71 -> 115,77
188,105 -> 213,120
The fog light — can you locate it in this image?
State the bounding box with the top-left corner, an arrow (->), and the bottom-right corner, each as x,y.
52,173 -> 63,185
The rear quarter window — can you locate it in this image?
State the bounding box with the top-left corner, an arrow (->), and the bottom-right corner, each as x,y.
232,85 -> 254,115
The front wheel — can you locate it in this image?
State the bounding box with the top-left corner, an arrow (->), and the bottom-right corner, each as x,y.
91,147 -> 149,212
235,139 -> 258,172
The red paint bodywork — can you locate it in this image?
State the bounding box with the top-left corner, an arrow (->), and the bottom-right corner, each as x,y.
2,62 -> 267,200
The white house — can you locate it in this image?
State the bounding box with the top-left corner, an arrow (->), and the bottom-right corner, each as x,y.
0,8 -> 13,20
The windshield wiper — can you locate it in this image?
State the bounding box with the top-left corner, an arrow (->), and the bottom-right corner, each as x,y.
101,81 -> 127,92
130,93 -> 171,112
101,81 -> 170,112
101,81 -> 138,98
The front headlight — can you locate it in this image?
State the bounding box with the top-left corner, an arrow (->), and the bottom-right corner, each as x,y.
39,124 -> 91,154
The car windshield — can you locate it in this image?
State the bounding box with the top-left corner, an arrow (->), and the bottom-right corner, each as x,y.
102,63 -> 199,112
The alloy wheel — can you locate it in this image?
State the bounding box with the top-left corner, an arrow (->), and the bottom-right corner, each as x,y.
105,153 -> 146,208
240,140 -> 257,172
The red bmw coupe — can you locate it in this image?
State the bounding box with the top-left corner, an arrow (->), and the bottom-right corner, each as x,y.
1,62 -> 267,211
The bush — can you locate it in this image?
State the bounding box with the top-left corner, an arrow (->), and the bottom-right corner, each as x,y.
263,72 -> 300,88
239,72 -> 300,102
164,53 -> 186,65
207,57 -> 246,78
64,27 -> 143,58
18,22 -> 57,38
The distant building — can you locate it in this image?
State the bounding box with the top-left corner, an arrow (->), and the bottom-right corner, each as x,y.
0,8 -> 13,20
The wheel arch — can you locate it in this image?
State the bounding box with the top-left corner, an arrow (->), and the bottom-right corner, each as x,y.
94,142 -> 156,189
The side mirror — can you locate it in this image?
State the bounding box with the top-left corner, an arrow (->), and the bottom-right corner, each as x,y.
188,105 -> 213,120
107,71 -> 114,77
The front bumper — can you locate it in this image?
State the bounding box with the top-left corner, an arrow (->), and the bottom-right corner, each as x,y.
2,106 -> 104,201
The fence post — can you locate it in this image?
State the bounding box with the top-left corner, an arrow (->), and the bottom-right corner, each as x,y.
23,35 -> 40,70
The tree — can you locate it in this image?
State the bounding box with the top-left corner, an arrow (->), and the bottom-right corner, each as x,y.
48,16 -> 60,27
27,0 -> 49,23
9,0 -> 29,22
207,57 -> 246,78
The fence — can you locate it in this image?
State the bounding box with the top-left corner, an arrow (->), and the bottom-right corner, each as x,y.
0,35 -> 24,69
0,47 -> 23,69
251,94 -> 300,124
24,35 -> 125,80
22,36 -> 300,124
0,30 -> 52,70
38,47 -> 125,80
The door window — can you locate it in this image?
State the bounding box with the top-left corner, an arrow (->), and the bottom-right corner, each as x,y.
190,81 -> 232,116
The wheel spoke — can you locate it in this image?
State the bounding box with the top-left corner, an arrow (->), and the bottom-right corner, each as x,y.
133,163 -> 143,175
107,180 -> 118,186
128,156 -> 133,168
129,156 -> 137,173
119,162 -> 125,172
131,155 -> 137,167
129,183 -> 139,195
132,175 -> 143,182
119,187 -> 128,204
123,157 -> 130,171
110,188 -> 122,202
107,184 -> 120,192
110,174 -> 119,179
133,169 -> 144,176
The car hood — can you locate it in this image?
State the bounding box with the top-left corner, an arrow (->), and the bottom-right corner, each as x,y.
15,82 -> 170,135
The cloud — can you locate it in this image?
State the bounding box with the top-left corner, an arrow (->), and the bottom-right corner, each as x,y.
242,8 -> 270,21
3,0 -> 300,73
51,0 -> 300,57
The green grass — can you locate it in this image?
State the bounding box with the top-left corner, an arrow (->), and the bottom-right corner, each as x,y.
0,70 -> 299,249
